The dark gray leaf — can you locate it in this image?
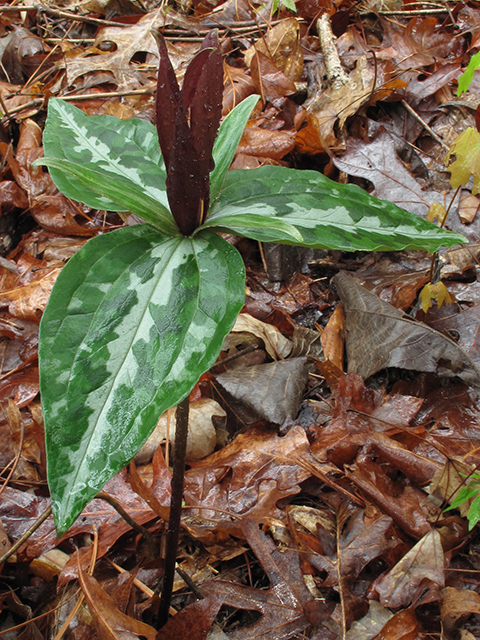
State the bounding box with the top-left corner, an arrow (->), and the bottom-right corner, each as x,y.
215,357 -> 308,424
334,272 -> 480,387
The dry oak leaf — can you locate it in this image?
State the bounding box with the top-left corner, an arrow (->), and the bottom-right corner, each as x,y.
375,529 -> 444,609
64,9 -> 198,92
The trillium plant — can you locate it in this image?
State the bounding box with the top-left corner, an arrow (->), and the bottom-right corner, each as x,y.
37,29 -> 465,621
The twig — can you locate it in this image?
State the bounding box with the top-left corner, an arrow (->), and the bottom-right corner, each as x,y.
175,565 -> 204,600
95,492 -> 155,544
0,504 -> 52,565
317,13 -> 348,90
36,4 -> 129,28
401,99 -> 449,151
0,256 -> 21,274
377,8 -> 449,14
158,394 -> 190,627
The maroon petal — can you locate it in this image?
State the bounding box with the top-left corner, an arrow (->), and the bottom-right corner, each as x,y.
183,31 -> 223,221
166,106 -> 204,236
154,31 -> 180,171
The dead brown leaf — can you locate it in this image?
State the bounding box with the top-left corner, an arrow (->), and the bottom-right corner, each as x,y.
201,520 -> 326,639
78,565 -> 156,640
441,587 -> 480,640
375,529 -> 444,608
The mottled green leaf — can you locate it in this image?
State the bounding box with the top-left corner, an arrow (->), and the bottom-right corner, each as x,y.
210,165 -> 467,252
38,157 -> 177,234
42,98 -> 169,213
39,225 -> 245,534
210,94 -> 260,206
202,212 -> 302,242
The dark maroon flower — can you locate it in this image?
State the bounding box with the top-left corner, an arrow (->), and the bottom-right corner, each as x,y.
154,30 -> 223,236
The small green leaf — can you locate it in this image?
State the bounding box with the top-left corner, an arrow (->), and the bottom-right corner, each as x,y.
210,94 -> 260,206
39,225 -> 245,534
42,98 -> 169,212
210,165 -> 467,252
458,51 -> 480,97
280,0 -> 297,12
468,494 -> 480,530
37,157 -> 177,234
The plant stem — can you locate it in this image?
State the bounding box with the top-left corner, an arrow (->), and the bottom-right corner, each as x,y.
157,394 -> 190,627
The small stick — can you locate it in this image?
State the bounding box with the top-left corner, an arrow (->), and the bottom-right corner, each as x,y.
95,492 -> 155,545
401,99 -> 449,151
0,257 -> 21,275
0,504 -> 52,565
317,14 -> 348,90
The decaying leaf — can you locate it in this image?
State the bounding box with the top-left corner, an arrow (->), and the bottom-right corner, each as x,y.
441,587 -> 480,640
201,520 -> 326,639
215,357 -> 308,424
136,397 -> 226,464
78,565 -> 156,639
375,529 -> 444,608
334,272 -> 480,387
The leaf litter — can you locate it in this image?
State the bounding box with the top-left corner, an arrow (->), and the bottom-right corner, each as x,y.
1,1 -> 480,639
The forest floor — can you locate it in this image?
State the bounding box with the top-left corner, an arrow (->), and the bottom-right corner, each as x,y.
1,0 -> 480,638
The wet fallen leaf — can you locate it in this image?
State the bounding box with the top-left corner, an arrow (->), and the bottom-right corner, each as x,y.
441,586 -> 480,640
380,17 -> 460,69
78,565 -> 156,640
215,357 -> 308,424
156,593 -> 225,640
332,130 -> 445,219
334,272 -> 480,387
236,126 -> 296,160
183,426 -> 328,536
201,520 -> 326,639
375,529 -> 444,608
377,608 -> 421,640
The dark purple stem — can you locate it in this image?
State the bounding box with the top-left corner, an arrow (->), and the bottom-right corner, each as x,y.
157,393 -> 190,627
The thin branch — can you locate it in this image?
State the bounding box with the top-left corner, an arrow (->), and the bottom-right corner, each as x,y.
0,504 -> 52,565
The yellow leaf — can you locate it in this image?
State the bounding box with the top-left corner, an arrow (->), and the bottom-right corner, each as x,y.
419,282 -> 453,314
445,127 -> 480,194
427,202 -> 447,225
